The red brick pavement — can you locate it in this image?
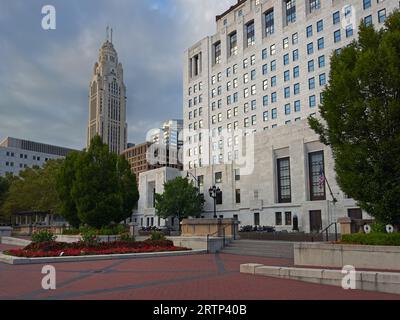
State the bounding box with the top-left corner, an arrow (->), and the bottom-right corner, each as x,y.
0,253 -> 398,300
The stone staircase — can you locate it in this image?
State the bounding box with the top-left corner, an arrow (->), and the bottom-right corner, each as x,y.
220,239 -> 294,259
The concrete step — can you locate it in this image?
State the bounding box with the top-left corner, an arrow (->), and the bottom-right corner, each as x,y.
220,240 -> 294,259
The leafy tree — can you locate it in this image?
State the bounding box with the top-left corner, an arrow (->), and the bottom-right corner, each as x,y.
155,177 -> 205,226
1,160 -> 63,221
57,136 -> 138,229
309,12 -> 400,224
56,151 -> 80,228
0,174 -> 14,223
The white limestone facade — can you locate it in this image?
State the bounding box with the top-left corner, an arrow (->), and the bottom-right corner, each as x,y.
0,137 -> 77,177
87,33 -> 127,155
181,0 -> 398,232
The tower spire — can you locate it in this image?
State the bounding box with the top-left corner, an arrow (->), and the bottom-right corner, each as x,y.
106,25 -> 109,41
111,27 -> 113,43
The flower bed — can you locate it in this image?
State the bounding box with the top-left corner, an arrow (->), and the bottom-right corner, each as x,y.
3,239 -> 191,258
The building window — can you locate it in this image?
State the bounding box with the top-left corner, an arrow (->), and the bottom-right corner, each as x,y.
333,11 -> 340,25
215,172 -> 222,184
283,53 -> 289,65
285,103 -> 291,115
275,212 -> 282,226
283,37 -> 289,49
264,8 -> 274,35
308,60 -> 314,72
293,49 -> 299,61
277,157 -> 291,203
317,20 -> 323,32
378,9 -> 386,24
334,30 -> 341,43
294,100 -> 301,112
309,151 -> 326,201
363,0 -> 371,10
246,20 -> 255,47
285,212 -> 292,225
235,169 -> 241,181
364,15 -> 373,27
345,25 -> 353,38
235,189 -> 241,204
254,213 -> 260,226
271,108 -> 277,119
309,95 -> 316,108
285,0 -> 296,25
319,73 -> 326,86
307,42 -> 314,55
318,55 -> 325,68
229,31 -> 238,56
292,32 -> 298,44
216,191 -> 223,205
214,41 -> 221,64
317,37 -> 324,50
306,25 -> 313,38
293,66 -> 299,78
309,0 -> 321,13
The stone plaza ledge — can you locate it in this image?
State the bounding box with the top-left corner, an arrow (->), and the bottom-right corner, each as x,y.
240,264 -> 400,295
0,236 -> 31,247
294,242 -> 400,271
0,227 -> 13,237
168,236 -> 232,253
0,249 -> 206,265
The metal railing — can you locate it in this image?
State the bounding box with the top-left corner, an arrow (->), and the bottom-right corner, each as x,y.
311,222 -> 338,242
206,224 -> 234,253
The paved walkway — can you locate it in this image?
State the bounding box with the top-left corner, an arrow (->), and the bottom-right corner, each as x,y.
0,253 -> 398,300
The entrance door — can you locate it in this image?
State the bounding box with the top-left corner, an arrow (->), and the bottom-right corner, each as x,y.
348,209 -> 362,220
254,212 -> 260,226
309,210 -> 322,232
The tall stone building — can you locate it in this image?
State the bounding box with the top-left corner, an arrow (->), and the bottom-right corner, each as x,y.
87,28 -> 127,154
180,0 -> 398,232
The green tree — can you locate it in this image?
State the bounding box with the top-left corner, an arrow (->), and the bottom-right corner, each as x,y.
155,177 -> 205,226
57,136 -> 138,229
1,160 -> 63,221
0,174 -> 14,223
309,11 -> 400,224
56,151 -> 80,228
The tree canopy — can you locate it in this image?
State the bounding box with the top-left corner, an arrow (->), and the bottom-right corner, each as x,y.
155,177 -> 205,222
0,160 -> 62,222
309,11 -> 400,224
57,136 -> 139,228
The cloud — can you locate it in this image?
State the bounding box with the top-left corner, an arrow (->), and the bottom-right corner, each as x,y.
0,0 -> 237,150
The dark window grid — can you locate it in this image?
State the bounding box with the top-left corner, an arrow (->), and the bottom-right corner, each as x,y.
277,158 -> 292,203
309,151 -> 326,201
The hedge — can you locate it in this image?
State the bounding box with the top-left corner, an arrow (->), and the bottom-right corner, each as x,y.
341,232 -> 400,246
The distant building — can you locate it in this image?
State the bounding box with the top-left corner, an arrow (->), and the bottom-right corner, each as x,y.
149,120 -> 183,148
0,137 -> 77,177
122,141 -> 182,184
87,28 -> 128,155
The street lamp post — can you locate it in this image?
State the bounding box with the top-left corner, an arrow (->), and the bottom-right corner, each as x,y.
208,186 -> 221,219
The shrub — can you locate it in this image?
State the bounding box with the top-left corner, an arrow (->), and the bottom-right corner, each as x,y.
120,233 -> 135,242
31,230 -> 56,243
370,222 -> 386,234
341,232 -> 400,246
150,231 -> 166,241
81,229 -> 97,245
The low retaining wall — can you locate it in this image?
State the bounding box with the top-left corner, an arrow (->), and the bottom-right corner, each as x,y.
294,243 -> 400,271
240,264 -> 400,295
0,236 -> 31,247
167,236 -> 232,253
0,227 -> 13,237
56,235 -> 121,243
0,249 -> 206,265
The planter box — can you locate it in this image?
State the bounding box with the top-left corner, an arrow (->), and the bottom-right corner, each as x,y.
295,242 -> 400,271
56,235 -> 121,243
0,227 -> 12,237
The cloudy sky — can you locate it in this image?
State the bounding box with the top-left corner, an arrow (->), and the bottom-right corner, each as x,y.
0,0 -> 236,150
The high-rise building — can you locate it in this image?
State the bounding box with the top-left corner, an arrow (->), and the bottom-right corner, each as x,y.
87,28 -> 127,154
148,119 -> 183,148
0,137 -> 77,177
181,0 -> 397,232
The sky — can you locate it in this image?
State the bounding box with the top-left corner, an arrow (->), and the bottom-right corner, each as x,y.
0,0 -> 237,150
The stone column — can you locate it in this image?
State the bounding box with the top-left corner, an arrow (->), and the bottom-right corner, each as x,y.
338,217 -> 352,235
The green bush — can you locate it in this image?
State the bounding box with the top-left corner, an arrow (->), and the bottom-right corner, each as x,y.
81,229 -> 97,245
370,222 -> 386,234
62,225 -> 128,236
341,232 -> 400,246
120,233 -> 135,242
150,231 -> 166,241
31,230 -> 56,243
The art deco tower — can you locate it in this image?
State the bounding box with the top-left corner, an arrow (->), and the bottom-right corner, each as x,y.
87,28 -> 127,154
